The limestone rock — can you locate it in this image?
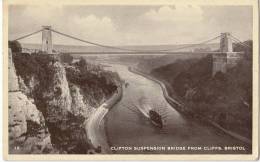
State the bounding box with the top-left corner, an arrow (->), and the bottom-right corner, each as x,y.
18,75 -> 39,97
43,61 -> 72,122
8,92 -> 53,154
8,48 -> 19,91
70,84 -> 95,118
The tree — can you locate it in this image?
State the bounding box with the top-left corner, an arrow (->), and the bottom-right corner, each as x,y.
9,40 -> 22,53
233,40 -> 252,60
78,57 -> 87,68
60,53 -> 73,64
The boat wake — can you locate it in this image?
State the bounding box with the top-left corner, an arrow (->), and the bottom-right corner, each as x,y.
123,96 -> 170,129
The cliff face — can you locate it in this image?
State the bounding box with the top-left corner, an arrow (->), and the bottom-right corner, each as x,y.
70,84 -> 95,117
8,48 -> 19,92
10,52 -> 120,154
8,92 -> 54,154
42,61 -> 72,122
8,49 -> 54,154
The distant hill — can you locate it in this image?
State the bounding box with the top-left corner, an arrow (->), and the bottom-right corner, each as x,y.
137,53 -> 209,73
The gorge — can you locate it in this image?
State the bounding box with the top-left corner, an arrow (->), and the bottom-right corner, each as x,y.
8,46 -> 121,154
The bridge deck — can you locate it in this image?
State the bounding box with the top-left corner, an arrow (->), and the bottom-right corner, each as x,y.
60,51 -> 225,55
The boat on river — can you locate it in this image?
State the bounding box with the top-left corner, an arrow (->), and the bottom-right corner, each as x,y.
149,110 -> 163,128
123,96 -> 164,129
137,97 -> 164,129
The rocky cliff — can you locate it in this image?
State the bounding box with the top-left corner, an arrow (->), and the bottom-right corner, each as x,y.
8,92 -> 54,154
8,49 -> 55,154
9,51 -> 120,154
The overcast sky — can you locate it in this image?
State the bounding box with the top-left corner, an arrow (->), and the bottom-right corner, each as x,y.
9,5 -> 252,46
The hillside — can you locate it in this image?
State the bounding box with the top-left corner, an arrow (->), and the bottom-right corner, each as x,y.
137,53 -> 208,73
9,42 -> 121,154
150,41 -> 252,139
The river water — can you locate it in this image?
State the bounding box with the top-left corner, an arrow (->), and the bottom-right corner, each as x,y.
104,63 -> 250,154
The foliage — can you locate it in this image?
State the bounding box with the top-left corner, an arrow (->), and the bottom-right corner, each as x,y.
12,52 -> 58,117
66,57 -> 120,107
46,113 -> 91,153
12,53 -> 121,153
233,40 -> 253,60
138,53 -> 207,73
12,52 -> 56,87
78,57 -> 87,67
12,53 -> 93,153
150,41 -> 252,138
60,53 -> 73,64
9,40 -> 22,53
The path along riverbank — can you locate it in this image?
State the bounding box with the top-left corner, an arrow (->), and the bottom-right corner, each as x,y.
129,67 -> 251,145
85,85 -> 123,153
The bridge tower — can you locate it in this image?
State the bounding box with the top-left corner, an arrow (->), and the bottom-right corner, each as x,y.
42,26 -> 53,54
220,32 -> 233,52
212,32 -> 243,76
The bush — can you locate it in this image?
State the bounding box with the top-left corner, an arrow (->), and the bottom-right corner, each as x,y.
66,58 -> 120,107
150,43 -> 252,138
233,40 -> 252,60
60,53 -> 73,64
12,53 -> 55,86
9,40 -> 22,53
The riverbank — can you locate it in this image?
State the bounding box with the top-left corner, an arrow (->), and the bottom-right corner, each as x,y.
85,84 -> 123,153
129,67 -> 251,145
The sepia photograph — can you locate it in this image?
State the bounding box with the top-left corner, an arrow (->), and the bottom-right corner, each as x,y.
3,0 -> 259,160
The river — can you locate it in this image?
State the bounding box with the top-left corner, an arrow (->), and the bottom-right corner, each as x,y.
104,63 -> 250,154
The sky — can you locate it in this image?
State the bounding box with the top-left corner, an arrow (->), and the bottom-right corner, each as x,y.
8,5 -> 253,46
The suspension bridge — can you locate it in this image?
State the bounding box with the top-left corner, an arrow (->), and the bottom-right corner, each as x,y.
11,25 -> 251,75
13,26 -> 250,54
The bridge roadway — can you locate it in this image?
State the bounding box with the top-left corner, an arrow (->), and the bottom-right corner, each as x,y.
61,51 -> 223,55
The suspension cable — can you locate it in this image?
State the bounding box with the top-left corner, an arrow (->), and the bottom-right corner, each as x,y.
231,38 -> 252,49
11,27 -> 222,53
230,35 -> 252,49
51,29 -> 144,52
162,35 -> 221,52
13,29 -> 43,41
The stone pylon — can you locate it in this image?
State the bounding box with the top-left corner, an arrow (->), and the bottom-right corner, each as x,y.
212,32 -> 243,76
42,26 -> 53,54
